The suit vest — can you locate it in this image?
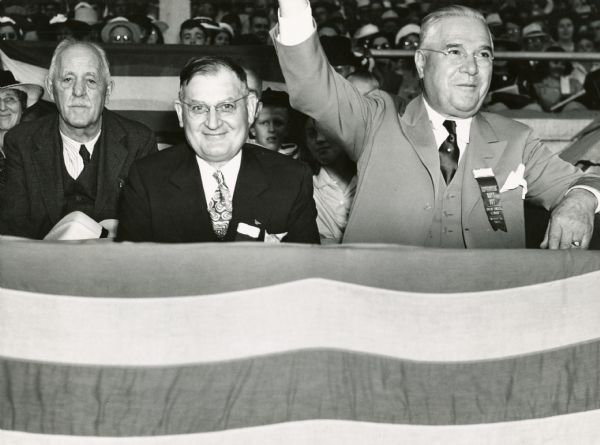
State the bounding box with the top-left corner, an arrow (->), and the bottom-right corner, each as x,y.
61,148 -> 100,219
425,157 -> 467,248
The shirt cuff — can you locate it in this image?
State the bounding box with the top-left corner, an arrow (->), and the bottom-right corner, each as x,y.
276,0 -> 315,46
567,185 -> 600,213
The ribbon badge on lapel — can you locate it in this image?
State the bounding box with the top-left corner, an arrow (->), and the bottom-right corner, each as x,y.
473,168 -> 508,232
499,163 -> 528,199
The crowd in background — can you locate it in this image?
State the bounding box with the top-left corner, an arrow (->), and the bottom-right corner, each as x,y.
2,1 -> 600,111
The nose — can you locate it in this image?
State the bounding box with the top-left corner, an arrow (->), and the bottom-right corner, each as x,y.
73,77 -> 86,97
0,99 -> 6,110
204,106 -> 220,129
267,121 -> 275,133
315,131 -> 327,143
460,54 -> 479,75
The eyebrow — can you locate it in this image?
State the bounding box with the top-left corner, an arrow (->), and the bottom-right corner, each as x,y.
444,43 -> 494,52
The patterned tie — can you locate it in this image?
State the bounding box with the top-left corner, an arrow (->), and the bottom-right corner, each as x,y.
208,170 -> 233,239
79,144 -> 90,168
439,120 -> 459,184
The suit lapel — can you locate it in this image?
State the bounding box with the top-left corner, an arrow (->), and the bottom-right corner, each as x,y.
225,146 -> 269,241
400,96 -> 440,197
94,112 -> 128,216
166,145 -> 214,241
31,115 -> 64,224
462,113 -> 508,218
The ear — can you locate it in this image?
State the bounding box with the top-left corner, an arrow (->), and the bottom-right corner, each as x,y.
104,79 -> 114,104
174,100 -> 184,128
45,75 -> 54,101
246,92 -> 259,126
415,50 -> 426,79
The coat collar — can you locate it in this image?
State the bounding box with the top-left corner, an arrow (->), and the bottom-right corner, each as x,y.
30,110 -> 129,223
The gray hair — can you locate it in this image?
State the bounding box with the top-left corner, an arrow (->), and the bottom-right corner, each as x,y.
420,5 -> 492,50
47,38 -> 112,86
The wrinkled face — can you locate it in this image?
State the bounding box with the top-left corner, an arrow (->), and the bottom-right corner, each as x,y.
214,31 -> 230,46
181,26 -> 207,45
252,105 -> 290,151
0,89 -> 23,131
416,16 -> 493,119
47,45 -> 112,132
305,118 -> 343,166
109,25 -> 132,43
174,69 -> 258,166
557,17 -> 574,41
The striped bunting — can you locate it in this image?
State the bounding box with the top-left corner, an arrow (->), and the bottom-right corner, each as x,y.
1,240 -> 600,442
0,42 -> 285,137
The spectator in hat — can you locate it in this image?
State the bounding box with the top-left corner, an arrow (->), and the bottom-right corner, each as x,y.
49,14 -> 91,42
101,18 -> 142,44
522,22 -> 551,52
0,71 -> 43,188
73,2 -> 99,26
353,23 -> 380,48
0,16 -> 21,40
179,18 -> 209,45
393,23 -> 421,103
486,12 -> 504,37
214,23 -> 233,46
250,88 -> 299,158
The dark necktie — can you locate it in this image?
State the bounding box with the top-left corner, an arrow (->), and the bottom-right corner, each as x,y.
439,120 -> 459,184
79,145 -> 90,168
207,170 -> 233,239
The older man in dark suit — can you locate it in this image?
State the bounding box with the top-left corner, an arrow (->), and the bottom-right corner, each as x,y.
1,39 -> 157,239
116,56 -> 319,243
273,1 -> 600,249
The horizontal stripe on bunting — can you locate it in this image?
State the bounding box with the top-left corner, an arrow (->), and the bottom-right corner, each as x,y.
1,274 -> 600,365
3,413 -> 600,444
0,42 -> 285,79
2,239 -> 600,297
2,345 -> 600,434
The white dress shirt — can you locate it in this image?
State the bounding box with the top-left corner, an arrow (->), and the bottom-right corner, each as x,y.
60,131 -> 101,179
195,150 -> 242,206
423,98 -> 472,163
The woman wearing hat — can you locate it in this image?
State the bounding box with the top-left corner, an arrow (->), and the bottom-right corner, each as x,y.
0,70 -> 43,186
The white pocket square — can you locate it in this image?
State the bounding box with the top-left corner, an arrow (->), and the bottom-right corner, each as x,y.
499,163 -> 527,199
264,231 -> 287,243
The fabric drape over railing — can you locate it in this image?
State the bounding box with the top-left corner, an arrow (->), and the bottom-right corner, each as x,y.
1,237 -> 600,443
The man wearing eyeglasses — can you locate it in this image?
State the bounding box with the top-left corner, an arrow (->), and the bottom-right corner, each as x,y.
273,2 -> 600,249
116,56 -> 319,243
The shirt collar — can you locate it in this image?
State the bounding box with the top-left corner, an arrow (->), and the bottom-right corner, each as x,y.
422,97 -> 473,145
196,149 -> 242,185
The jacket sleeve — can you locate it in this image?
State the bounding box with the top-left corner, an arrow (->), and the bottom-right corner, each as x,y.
283,164 -> 320,244
116,160 -> 153,242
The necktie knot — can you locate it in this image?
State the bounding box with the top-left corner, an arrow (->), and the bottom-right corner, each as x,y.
79,145 -> 90,166
213,170 -> 225,186
443,120 -> 456,137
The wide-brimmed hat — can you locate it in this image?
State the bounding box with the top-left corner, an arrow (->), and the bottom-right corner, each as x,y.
101,17 -> 142,43
394,23 -> 420,46
522,22 -> 548,39
0,70 -> 43,108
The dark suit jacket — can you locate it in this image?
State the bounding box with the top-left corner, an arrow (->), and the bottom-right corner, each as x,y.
274,30 -> 600,248
116,143 -> 320,243
0,109 -> 157,239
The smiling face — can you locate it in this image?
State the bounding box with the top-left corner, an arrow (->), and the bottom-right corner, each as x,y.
416,15 -> 492,119
47,44 -> 112,137
174,68 -> 258,168
252,105 -> 290,151
0,89 -> 23,131
181,26 -> 207,45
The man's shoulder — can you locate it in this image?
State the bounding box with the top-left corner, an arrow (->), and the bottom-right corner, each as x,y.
243,143 -> 309,173
102,109 -> 154,137
134,142 -> 190,171
478,111 -> 532,135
